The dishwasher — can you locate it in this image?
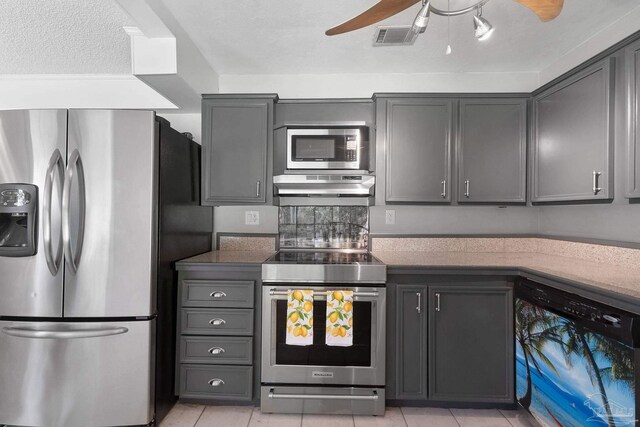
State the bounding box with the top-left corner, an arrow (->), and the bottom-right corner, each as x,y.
515,279 -> 640,427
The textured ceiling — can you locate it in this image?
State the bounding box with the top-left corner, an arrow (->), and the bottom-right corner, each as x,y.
160,0 -> 640,75
0,0 -> 132,74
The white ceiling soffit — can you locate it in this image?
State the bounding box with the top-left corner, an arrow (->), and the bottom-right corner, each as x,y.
0,0 -> 132,74
160,0 -> 640,95
115,0 -> 220,112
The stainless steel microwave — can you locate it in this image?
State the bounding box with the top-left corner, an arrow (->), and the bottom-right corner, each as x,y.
286,127 -> 369,170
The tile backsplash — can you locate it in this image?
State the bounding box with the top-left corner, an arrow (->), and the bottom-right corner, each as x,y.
279,206 -> 369,249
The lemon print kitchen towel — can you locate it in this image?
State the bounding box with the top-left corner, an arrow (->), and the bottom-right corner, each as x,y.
325,290 -> 353,347
286,290 -> 314,346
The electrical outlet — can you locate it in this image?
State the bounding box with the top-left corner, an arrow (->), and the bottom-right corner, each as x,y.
385,209 -> 396,225
245,211 -> 260,225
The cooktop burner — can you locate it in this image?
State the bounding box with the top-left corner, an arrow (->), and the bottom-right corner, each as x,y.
262,251 -> 386,284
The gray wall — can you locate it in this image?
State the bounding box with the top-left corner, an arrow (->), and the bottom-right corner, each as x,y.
537,47 -> 640,243
213,205 -> 540,242
369,205 -> 539,235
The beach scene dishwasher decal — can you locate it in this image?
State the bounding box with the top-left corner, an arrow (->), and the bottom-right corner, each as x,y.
515,298 -> 636,427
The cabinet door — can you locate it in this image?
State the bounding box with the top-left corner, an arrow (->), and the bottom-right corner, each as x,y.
532,59 -> 614,202
458,99 -> 527,203
395,285 -> 428,400
386,98 -> 452,202
626,40 -> 640,198
428,284 -> 514,403
202,97 -> 274,205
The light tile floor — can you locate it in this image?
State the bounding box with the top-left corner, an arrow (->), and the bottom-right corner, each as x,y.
160,404 -> 541,427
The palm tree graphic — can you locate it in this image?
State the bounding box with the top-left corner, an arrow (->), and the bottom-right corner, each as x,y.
515,299 -> 563,411
516,298 -> 635,427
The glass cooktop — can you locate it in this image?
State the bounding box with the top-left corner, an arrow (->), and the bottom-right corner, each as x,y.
269,251 -> 382,265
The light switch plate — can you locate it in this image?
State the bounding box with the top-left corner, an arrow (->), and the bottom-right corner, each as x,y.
245,211 -> 260,225
385,209 -> 396,225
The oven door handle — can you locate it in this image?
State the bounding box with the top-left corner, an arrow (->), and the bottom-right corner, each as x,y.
268,290 -> 380,298
268,390 -> 379,401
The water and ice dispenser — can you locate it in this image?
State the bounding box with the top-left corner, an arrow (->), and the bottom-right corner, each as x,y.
0,184 -> 38,257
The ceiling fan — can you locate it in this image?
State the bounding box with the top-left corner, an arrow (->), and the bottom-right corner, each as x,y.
325,0 -> 564,36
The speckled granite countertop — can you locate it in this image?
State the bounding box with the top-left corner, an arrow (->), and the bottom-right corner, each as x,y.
175,248 -> 640,305
374,251 -> 640,300
177,250 -> 275,266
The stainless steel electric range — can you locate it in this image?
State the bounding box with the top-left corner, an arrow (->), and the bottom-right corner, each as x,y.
260,250 -> 387,416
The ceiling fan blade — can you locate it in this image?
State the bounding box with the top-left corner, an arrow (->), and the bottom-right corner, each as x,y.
515,0 -> 564,22
326,0 -> 421,36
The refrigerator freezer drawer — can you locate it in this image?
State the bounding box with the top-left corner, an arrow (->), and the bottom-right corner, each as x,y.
0,319 -> 155,427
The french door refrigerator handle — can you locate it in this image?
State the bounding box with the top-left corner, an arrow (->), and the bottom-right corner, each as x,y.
2,326 -> 128,339
43,149 -> 65,276
62,149 -> 86,273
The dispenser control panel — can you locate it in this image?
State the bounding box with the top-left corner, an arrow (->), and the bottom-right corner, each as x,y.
0,183 -> 38,257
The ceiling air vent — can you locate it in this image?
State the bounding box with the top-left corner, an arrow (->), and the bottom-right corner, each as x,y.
373,26 -> 418,46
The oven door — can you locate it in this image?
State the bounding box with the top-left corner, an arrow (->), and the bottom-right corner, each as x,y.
261,285 -> 385,386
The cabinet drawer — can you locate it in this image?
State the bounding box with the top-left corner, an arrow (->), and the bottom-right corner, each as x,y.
182,280 -> 254,308
180,364 -> 253,400
180,336 -> 253,365
181,308 -> 254,336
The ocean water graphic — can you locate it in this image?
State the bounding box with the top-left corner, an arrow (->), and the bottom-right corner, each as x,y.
515,305 -> 636,427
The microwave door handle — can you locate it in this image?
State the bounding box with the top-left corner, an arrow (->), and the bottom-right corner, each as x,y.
62,149 -> 86,273
43,149 -> 65,276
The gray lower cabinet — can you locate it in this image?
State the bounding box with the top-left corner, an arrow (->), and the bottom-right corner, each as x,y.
395,285 -> 428,400
201,94 -> 277,205
458,99 -> 527,203
626,39 -> 640,198
383,97 -> 453,203
390,279 -> 514,404
176,264 -> 262,402
428,284 -> 514,403
532,59 -> 615,202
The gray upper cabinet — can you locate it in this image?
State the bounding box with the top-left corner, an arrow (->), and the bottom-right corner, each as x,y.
385,98 -> 453,203
458,98 -> 527,203
428,283 -> 514,403
202,95 -> 276,205
626,40 -> 640,198
532,59 -> 615,202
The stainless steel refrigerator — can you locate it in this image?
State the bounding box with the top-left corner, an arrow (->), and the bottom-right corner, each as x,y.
0,109 -> 213,427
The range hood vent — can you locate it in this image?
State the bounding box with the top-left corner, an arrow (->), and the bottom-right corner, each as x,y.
373,26 -> 419,46
273,174 -> 375,206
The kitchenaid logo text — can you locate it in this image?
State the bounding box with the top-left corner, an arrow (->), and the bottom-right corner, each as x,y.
312,372 -> 334,378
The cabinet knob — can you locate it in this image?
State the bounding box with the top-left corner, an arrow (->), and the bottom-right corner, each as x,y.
209,318 -> 226,326
210,291 -> 227,299
208,378 -> 225,387
208,347 -> 226,355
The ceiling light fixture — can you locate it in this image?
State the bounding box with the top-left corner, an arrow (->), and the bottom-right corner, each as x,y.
473,7 -> 494,40
411,0 -> 431,34
408,0 -> 495,45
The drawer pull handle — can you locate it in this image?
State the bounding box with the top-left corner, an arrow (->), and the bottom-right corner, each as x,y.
208,378 -> 225,387
210,291 -> 227,299
209,318 -> 226,326
208,347 -> 225,355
